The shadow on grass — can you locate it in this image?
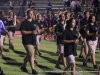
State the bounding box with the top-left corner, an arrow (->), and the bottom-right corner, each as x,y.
41,49 -> 58,56
3,48 -> 10,52
12,49 -> 25,55
4,43 -> 9,46
76,63 -> 98,75
76,57 -> 84,62
40,55 -> 57,64
37,64 -> 61,75
2,56 -> 22,66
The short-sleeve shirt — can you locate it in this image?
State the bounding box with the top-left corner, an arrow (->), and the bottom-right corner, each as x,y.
55,23 -> 64,44
19,19 -> 37,45
79,18 -> 88,38
0,17 -> 9,35
62,29 -> 78,57
86,23 -> 98,41
35,20 -> 44,29
36,20 -> 44,35
0,20 -> 6,36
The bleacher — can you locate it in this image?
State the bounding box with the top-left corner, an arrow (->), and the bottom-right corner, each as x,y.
0,0 -> 93,16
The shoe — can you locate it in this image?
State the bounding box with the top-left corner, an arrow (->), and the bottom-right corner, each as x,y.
94,65 -> 98,69
0,67 -> 3,75
83,62 -> 87,66
79,55 -> 84,58
55,65 -> 62,69
9,46 -> 14,50
1,52 -> 5,57
34,60 -> 38,65
20,66 -> 28,73
39,52 -> 42,56
32,69 -> 38,75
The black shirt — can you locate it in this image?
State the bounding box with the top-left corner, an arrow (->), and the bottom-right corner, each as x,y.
8,18 -> 15,33
79,18 -> 88,38
0,17 -> 9,35
55,23 -> 64,44
86,23 -> 98,41
19,19 -> 37,45
36,20 -> 44,35
62,29 -> 78,57
36,20 -> 44,29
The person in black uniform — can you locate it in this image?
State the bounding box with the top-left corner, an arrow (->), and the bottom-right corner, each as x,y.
55,13 -> 66,69
7,10 -> 20,50
35,13 -> 44,56
62,18 -> 80,75
83,15 -> 98,68
20,9 -> 39,74
0,10 -> 9,56
79,11 -> 90,58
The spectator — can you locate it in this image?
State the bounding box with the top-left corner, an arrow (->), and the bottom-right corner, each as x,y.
70,0 -> 81,16
63,0 -> 70,11
9,0 -> 14,11
46,1 -> 53,15
22,0 -> 27,6
18,3 -> 25,17
91,0 -> 100,21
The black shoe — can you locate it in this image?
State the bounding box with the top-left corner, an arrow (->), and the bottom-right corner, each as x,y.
39,52 -> 42,56
20,66 -> 28,73
55,65 -> 62,69
83,62 -> 87,66
94,65 -> 98,69
9,46 -> 14,50
0,67 -> 3,75
79,55 -> 84,58
32,69 -> 38,75
34,60 -> 38,65
88,58 -> 91,61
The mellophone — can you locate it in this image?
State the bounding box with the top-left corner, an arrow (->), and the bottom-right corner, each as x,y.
49,25 -> 56,33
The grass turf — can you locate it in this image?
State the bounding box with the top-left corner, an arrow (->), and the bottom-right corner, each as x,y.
0,37 -> 100,75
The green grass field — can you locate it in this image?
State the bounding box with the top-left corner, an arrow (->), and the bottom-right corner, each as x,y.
0,37 -> 100,75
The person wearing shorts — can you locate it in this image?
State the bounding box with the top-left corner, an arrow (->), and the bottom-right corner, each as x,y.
79,11 -> 90,58
7,10 -> 20,50
0,10 -> 9,56
62,18 -> 80,75
35,13 -> 44,56
83,15 -> 98,68
55,13 -> 66,69
20,9 -> 39,74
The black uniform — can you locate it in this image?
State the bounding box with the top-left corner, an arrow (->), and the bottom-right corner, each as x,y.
19,19 -> 37,45
86,23 -> 98,41
8,19 -> 15,33
55,23 -> 64,45
62,29 -> 78,57
80,18 -> 88,38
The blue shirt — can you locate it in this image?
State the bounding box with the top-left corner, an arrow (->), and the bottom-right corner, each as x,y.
0,20 -> 6,36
